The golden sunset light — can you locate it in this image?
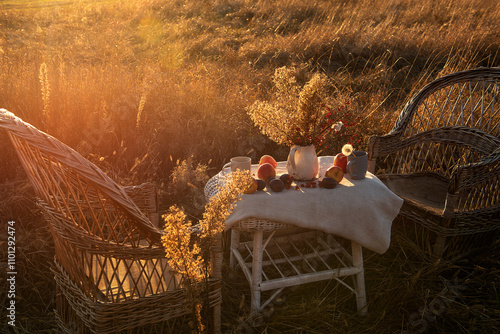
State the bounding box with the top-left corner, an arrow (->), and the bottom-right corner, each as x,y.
1,0 -> 499,333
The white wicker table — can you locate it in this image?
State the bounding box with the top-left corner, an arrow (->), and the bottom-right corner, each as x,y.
205,157 -> 403,317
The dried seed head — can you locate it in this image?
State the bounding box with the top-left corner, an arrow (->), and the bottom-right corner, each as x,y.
342,143 -> 354,156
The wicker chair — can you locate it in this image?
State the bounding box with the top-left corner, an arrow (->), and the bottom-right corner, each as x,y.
368,67 -> 500,257
0,109 -> 221,333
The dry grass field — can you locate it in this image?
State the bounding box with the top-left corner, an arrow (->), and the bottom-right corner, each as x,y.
1,0 -> 499,333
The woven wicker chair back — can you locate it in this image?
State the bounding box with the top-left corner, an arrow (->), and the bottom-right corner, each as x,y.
1,110 -> 223,333
0,110 -> 159,242
380,68 -> 500,180
0,110 -> 179,301
396,69 -> 500,137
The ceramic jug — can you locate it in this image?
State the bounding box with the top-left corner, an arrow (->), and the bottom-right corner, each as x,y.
287,144 -> 319,180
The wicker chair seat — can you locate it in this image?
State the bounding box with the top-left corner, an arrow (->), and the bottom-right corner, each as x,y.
379,173 -> 449,217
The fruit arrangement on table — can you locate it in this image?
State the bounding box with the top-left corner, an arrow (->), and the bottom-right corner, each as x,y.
243,151 -> 349,194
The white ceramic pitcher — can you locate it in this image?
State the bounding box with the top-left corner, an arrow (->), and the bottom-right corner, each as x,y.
286,144 -> 319,180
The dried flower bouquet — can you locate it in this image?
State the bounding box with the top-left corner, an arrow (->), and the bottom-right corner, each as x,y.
247,66 -> 355,151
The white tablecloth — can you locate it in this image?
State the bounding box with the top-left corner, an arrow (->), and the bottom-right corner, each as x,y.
212,156 -> 403,254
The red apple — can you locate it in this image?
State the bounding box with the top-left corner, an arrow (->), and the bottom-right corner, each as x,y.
257,163 -> 276,182
325,166 -> 344,183
333,153 -> 348,173
259,155 -> 277,168
244,177 -> 259,194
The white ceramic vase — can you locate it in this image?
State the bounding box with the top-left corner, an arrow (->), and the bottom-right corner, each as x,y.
286,144 -> 319,180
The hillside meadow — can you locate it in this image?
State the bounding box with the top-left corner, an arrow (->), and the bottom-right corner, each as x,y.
1,0 -> 499,333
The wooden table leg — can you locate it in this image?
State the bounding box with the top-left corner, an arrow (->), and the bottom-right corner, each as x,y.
229,229 -> 240,271
251,230 -> 264,314
351,241 -> 367,315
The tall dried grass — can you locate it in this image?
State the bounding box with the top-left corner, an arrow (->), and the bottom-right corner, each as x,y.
0,0 -> 499,332
1,0 -> 498,180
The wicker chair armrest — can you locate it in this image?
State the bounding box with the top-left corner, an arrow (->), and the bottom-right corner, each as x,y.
367,131 -> 403,161
449,148 -> 500,194
370,126 -> 499,159
123,182 -> 160,227
39,202 -> 166,255
369,126 -> 500,174
43,200 -> 221,268
441,148 -> 500,217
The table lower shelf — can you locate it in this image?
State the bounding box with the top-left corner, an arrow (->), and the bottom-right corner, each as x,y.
230,228 -> 367,314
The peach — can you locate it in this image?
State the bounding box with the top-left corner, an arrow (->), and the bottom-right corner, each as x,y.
325,166 -> 344,183
257,163 -> 276,182
244,177 -> 259,194
259,155 -> 277,168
